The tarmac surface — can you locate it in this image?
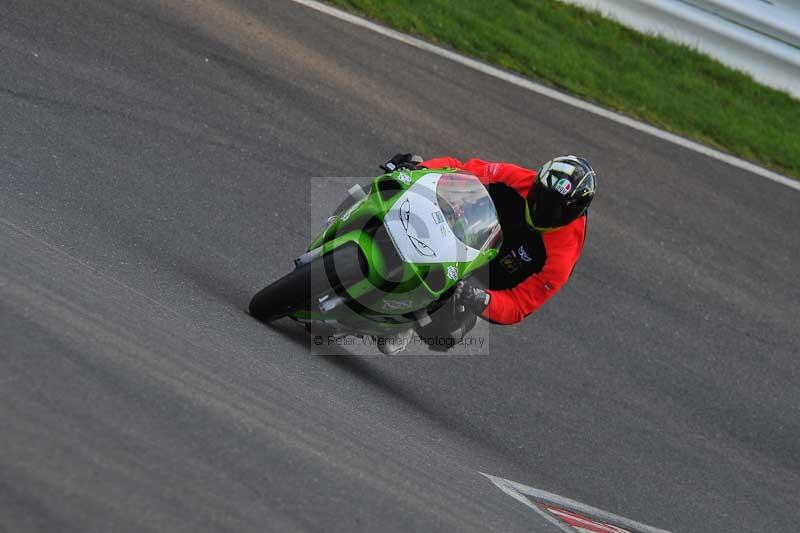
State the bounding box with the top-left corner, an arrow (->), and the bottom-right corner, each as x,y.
1,1 -> 798,531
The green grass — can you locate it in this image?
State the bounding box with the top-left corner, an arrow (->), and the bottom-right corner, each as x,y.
327,0 -> 800,179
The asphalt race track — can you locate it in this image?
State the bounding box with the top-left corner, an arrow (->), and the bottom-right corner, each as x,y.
1,1 -> 799,531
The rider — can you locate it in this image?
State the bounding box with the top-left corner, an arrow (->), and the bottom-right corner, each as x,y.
381,153 -> 596,330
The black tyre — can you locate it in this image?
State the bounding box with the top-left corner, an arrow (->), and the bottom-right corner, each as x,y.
249,244 -> 366,323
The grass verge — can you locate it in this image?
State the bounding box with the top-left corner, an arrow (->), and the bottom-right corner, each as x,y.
327,0 -> 800,179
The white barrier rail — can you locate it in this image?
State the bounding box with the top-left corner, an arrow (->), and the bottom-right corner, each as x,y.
562,0 -> 800,99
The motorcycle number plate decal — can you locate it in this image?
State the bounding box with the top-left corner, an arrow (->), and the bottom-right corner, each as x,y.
383,172 -> 482,264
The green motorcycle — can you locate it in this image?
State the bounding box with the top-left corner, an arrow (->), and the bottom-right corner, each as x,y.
249,168 -> 502,339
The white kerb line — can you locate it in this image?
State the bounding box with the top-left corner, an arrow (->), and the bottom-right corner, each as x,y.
288,0 -> 800,193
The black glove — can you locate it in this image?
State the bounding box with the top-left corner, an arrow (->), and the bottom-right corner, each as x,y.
416,295 -> 479,352
454,279 -> 490,315
380,153 -> 424,173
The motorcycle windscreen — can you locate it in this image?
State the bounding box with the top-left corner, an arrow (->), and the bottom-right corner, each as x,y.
436,172 -> 502,252
383,172 -> 501,264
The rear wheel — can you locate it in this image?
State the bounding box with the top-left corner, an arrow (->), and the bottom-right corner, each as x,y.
249,244 -> 366,323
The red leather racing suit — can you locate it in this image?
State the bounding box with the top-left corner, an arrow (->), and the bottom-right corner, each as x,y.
422,157 -> 587,325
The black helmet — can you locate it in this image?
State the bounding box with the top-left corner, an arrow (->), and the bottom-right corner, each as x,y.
528,155 -> 596,230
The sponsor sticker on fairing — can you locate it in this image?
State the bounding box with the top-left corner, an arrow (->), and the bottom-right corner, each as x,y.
382,299 -> 413,310
447,265 -> 458,280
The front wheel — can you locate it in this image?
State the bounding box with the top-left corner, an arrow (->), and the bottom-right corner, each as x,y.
249,244 -> 366,324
